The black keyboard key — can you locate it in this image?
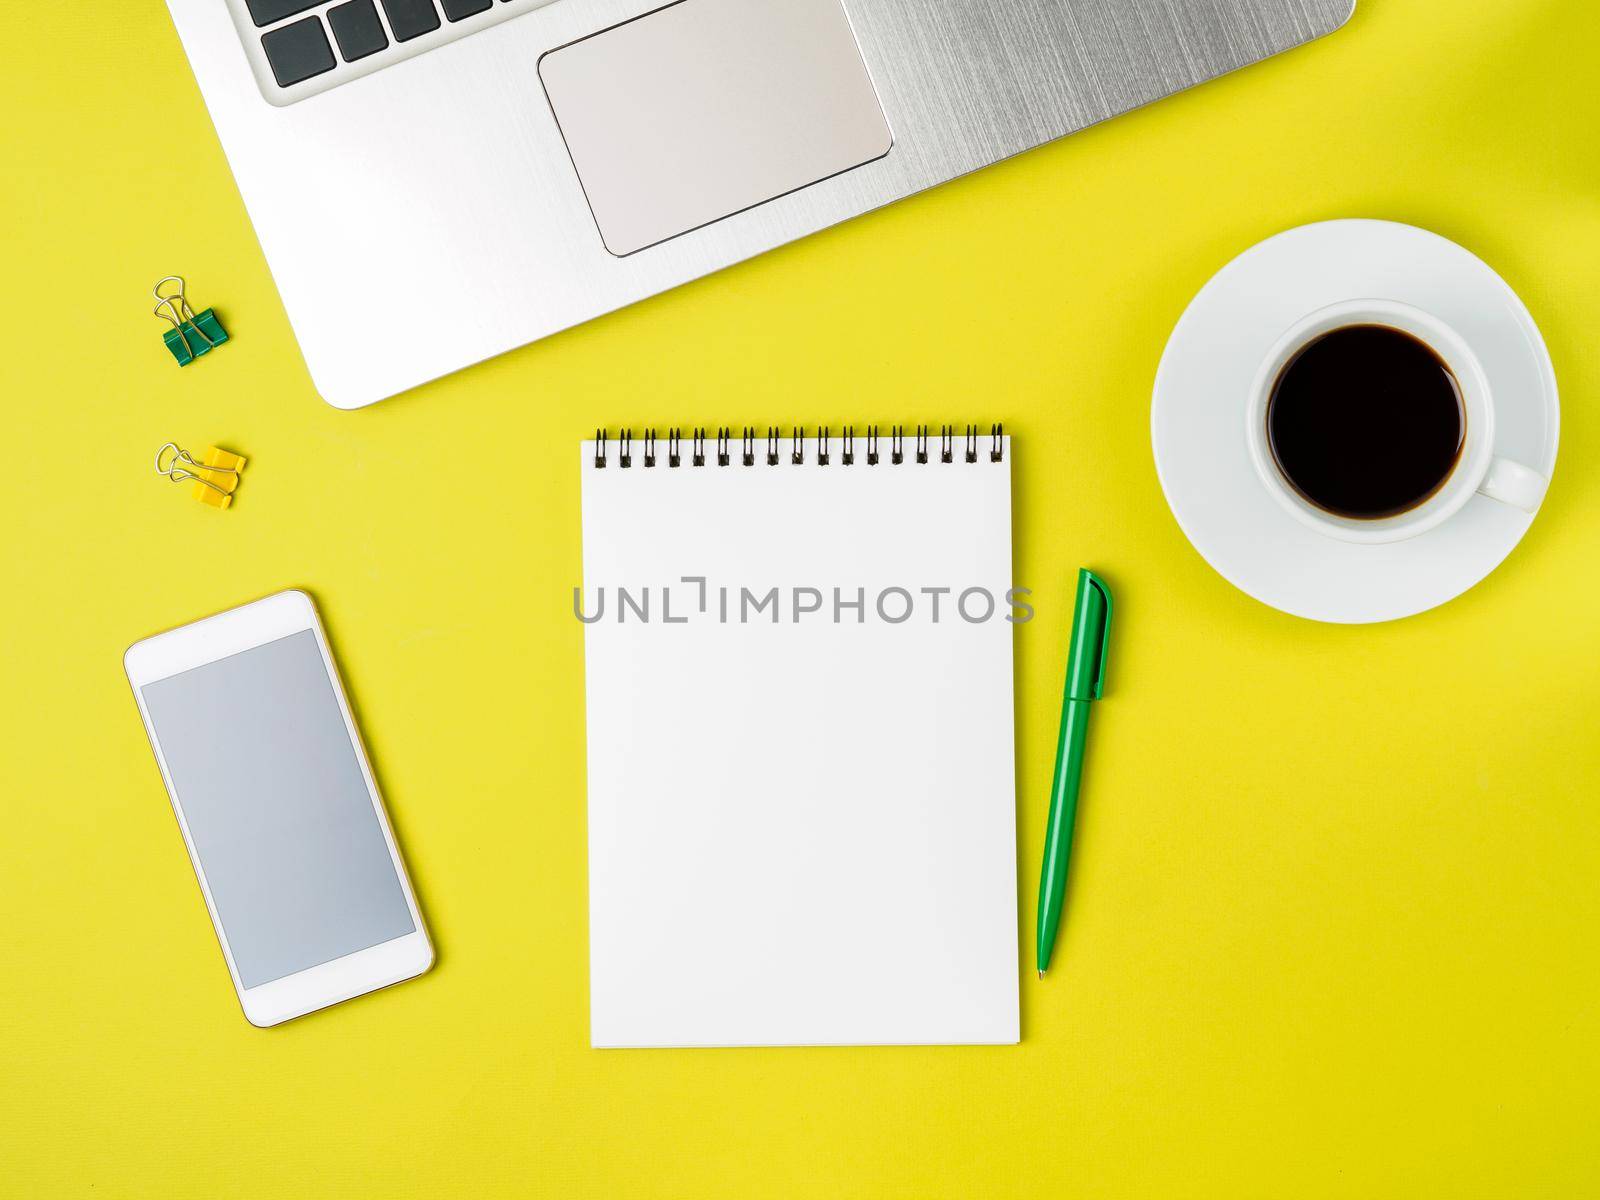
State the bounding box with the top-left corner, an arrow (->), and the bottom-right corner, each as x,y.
440,0 -> 492,19
381,0 -> 442,41
244,0 -> 321,27
328,0 -> 389,62
261,17 -> 337,87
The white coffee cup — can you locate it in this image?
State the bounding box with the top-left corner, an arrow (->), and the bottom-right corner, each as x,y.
1244,298 -> 1547,545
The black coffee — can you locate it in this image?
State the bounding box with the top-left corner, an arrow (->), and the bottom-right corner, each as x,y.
1267,324 -> 1465,519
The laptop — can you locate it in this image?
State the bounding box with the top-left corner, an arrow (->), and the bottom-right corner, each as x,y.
167,0 -> 1354,408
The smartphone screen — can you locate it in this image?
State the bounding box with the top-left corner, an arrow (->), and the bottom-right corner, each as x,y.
138,629 -> 415,989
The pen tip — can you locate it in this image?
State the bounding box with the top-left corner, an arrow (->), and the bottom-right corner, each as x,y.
1038,970 -> 1046,980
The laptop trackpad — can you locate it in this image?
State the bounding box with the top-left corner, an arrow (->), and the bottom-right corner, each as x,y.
539,0 -> 892,256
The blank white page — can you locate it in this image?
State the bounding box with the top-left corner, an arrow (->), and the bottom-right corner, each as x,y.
581,434 -> 1018,1047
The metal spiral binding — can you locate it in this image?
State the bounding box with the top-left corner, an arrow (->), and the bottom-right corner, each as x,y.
592,424 -> 1004,467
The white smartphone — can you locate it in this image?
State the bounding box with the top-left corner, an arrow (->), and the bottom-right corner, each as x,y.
125,590 -> 433,1027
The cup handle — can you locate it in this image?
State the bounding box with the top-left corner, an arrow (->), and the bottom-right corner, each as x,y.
1478,456 -> 1548,514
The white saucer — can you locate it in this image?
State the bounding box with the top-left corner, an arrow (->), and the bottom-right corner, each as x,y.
1152,219 -> 1560,624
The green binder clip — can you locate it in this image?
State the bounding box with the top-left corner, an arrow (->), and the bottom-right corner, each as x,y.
153,275 -> 229,366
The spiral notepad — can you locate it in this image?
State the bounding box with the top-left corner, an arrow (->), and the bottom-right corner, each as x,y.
580,426 -> 1019,1047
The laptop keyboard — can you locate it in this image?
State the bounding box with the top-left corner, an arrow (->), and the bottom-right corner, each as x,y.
235,0 -> 560,103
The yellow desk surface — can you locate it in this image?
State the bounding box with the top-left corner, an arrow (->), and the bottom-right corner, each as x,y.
3,2 -> 1597,1195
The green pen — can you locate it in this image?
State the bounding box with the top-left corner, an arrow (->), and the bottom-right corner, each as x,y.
1036,568 -> 1113,978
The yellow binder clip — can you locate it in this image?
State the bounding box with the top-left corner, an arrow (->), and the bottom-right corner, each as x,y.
156,443 -> 247,510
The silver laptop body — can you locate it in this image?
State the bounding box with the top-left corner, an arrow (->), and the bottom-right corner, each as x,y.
168,0 -> 1354,408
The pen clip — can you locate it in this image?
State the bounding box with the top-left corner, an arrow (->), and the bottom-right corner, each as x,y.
1079,569 -> 1113,699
